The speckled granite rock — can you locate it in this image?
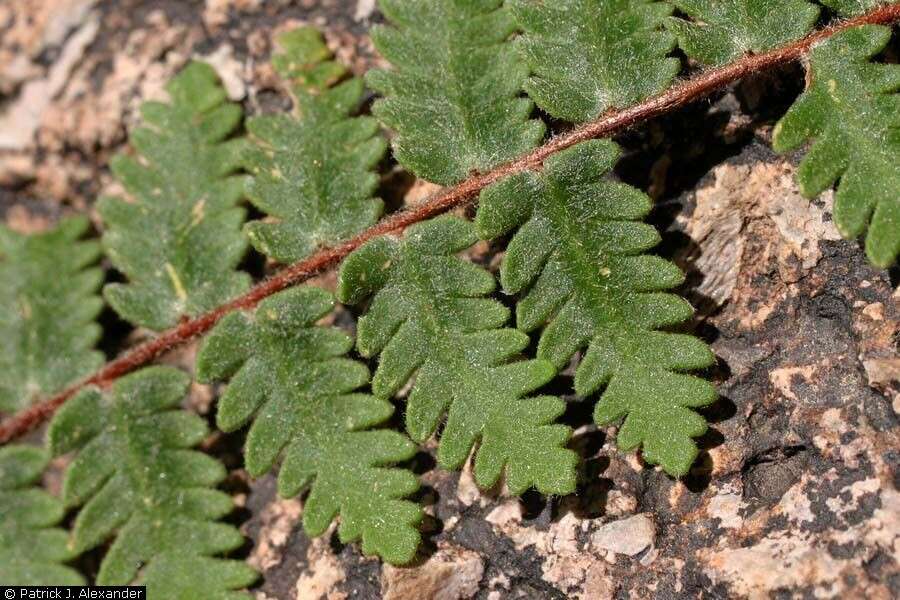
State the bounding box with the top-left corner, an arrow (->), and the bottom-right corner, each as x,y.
1,2 -> 896,598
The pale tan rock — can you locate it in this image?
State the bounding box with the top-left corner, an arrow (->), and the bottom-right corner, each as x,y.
677,158 -> 841,325
707,485 -> 744,531
581,563 -> 615,600
296,533 -> 348,600
0,0 -> 97,91
39,10 -> 190,153
677,168 -> 745,307
456,458 -> 484,508
0,13 -> 98,150
769,364 -> 817,402
203,0 -> 263,31
864,358 -> 900,388
766,189 -> 841,272
590,514 -> 656,557
777,478 -> 816,525
486,500 -> 626,598
0,152 -> 36,185
247,496 -> 303,572
354,0 -> 377,21
195,44 -> 247,101
381,544 -> 484,600
700,532 -> 847,600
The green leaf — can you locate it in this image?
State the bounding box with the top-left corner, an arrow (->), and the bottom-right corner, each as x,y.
0,217 -> 103,413
666,0 -> 820,65
99,61 -> 250,330
338,216 -> 577,495
512,0 -> 679,122
819,0 -> 886,16
243,27 -> 386,263
366,0 -> 546,185
773,25 -> 900,268
196,286 -> 422,564
48,367 -> 257,597
0,445 -> 84,585
476,141 -> 716,476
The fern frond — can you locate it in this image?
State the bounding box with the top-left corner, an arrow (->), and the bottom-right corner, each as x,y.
366,0 -> 546,184
666,0 -> 820,65
48,367 -> 256,597
476,141 -> 716,476
0,217 -> 103,413
0,445 -> 84,585
99,62 -> 250,330
338,216 -> 577,495
773,25 -> 900,267
512,0 -> 679,122
243,28 -> 386,263
820,0 -> 887,16
196,286 -> 422,564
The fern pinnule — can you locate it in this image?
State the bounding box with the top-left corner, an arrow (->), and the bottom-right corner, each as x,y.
338,216 -> 578,495
99,61 -> 250,331
477,141 -> 716,476
0,217 -> 103,413
48,367 -> 256,597
0,445 -> 84,585
197,286 -> 422,565
243,27 -> 386,263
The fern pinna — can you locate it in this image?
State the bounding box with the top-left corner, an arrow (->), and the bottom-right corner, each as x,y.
99,62 -> 250,330
196,287 -> 422,564
0,217 -> 103,413
367,0 -> 545,184
512,0 -> 680,122
773,24 -> 900,268
0,445 -> 84,585
666,0 -> 820,65
338,217 -> 578,495
243,28 -> 386,263
823,0 -> 888,15
48,367 -> 257,597
477,141 -> 716,476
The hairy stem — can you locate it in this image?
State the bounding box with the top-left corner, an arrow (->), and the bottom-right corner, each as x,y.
2,3 -> 898,444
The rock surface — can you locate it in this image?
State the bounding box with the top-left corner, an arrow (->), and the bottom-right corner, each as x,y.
1,1 -> 897,599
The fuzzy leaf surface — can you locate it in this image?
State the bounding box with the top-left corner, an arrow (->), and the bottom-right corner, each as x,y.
99,61 -> 250,330
666,0 -> 819,65
338,216 -> 577,495
512,0 -> 679,122
476,141 -> 716,476
773,25 -> 900,267
367,0 -> 545,184
244,28 -> 385,263
197,286 -> 422,564
48,367 -> 256,597
820,0 -> 886,16
0,217 -> 103,413
0,445 -> 84,585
